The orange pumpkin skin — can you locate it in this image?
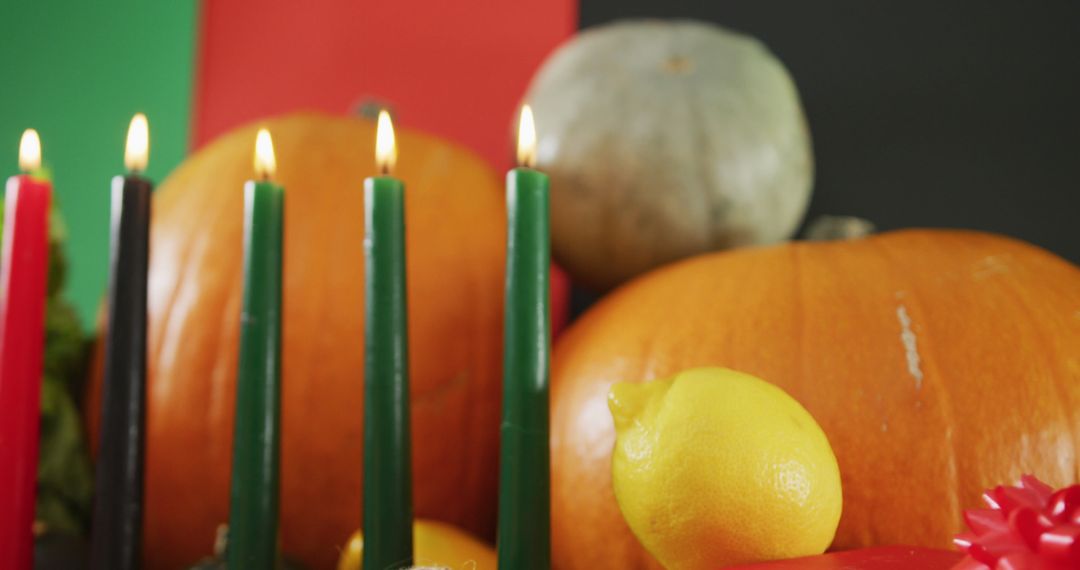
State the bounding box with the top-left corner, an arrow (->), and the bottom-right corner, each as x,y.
86,113 -> 507,570
550,229 -> 1080,570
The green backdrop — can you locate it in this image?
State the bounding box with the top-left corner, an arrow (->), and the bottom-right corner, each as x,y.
0,1 -> 199,326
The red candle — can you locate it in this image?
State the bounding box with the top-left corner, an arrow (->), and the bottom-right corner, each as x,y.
0,129 -> 52,570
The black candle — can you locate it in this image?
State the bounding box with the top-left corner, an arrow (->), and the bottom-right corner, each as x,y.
90,113 -> 152,570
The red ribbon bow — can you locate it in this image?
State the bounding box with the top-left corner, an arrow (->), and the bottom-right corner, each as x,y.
953,475 -> 1080,570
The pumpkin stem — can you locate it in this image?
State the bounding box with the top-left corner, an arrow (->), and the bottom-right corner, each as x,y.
352,99 -> 397,122
802,215 -> 876,241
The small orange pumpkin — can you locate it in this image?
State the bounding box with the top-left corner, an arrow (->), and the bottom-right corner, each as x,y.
550,229 -> 1080,569
87,113 -> 509,570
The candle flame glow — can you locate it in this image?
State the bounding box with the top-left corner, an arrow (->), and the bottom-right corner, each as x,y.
125,113 -> 150,173
517,104 -> 537,168
19,129 -> 41,172
375,110 -> 397,175
254,129 -> 277,180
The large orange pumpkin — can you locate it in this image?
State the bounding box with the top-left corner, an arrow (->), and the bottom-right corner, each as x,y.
86,113 -> 507,570
550,229 -> 1080,569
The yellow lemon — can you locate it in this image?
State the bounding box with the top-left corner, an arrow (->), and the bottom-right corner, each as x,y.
337,519 -> 495,570
609,367 -> 842,570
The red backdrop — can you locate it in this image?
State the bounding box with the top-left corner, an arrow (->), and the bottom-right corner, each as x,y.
194,0 -> 576,169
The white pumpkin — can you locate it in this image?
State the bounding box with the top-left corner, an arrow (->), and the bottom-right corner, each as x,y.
525,19 -> 814,290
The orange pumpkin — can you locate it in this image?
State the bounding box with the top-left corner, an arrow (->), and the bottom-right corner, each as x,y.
86,113 -> 508,570
550,229 -> 1080,569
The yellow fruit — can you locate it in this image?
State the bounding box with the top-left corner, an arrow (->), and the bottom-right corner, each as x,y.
337,519 -> 496,570
608,367 -> 842,570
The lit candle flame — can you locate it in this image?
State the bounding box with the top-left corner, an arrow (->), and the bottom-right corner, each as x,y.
517,104 -> 537,168
19,129 -> 41,173
125,113 -> 150,173
254,129 -> 277,180
375,110 -> 397,175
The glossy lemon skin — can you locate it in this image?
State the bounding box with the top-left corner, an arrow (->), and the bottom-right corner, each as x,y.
609,367 -> 842,570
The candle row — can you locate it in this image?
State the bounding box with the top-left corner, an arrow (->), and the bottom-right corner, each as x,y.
0,106 -> 551,570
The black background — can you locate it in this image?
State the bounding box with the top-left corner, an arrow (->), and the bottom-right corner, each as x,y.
577,0 -> 1079,263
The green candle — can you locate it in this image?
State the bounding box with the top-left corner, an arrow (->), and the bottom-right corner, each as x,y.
362,111 -> 414,570
227,129 -> 284,570
498,104 -> 551,569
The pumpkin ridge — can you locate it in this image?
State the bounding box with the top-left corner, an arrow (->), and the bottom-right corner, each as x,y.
210,131 -> 252,440
152,145 -> 235,400
873,232 -> 962,544
211,239 -> 245,522
976,238 -> 1079,480
148,148 -> 224,390
790,241 -> 808,406
151,142 -> 245,566
282,120 -> 329,560
207,142 -> 254,550
295,116 -> 333,399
